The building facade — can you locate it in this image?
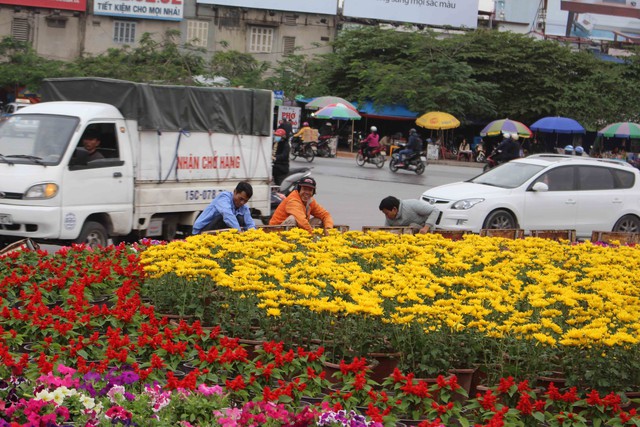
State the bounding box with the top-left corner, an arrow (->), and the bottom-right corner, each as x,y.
0,0 -> 337,64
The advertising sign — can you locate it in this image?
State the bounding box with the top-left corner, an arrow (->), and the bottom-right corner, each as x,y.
278,106 -> 301,132
0,0 -> 86,12
342,0 -> 480,29
93,0 -> 184,21
545,0 -> 640,40
196,0 -> 337,15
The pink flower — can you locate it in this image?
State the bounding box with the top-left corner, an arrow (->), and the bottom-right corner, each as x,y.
197,383 -> 223,397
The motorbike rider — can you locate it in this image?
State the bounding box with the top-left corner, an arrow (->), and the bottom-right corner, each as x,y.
293,122 -> 317,146
269,176 -> 334,234
272,128 -> 290,185
361,126 -> 381,160
494,132 -> 520,163
397,128 -> 422,166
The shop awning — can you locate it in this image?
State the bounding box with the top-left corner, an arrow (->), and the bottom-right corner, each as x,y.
354,101 -> 418,121
297,97 -> 418,121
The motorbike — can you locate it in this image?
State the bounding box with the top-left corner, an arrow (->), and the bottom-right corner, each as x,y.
312,135 -> 334,158
483,148 -> 502,172
260,167 -> 313,224
290,137 -> 315,162
356,141 -> 386,168
389,147 -> 426,175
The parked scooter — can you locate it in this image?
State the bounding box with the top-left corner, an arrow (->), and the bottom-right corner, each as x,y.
356,140 -> 386,168
389,150 -> 426,175
261,167 -> 313,224
312,135 -> 334,158
290,137 -> 315,162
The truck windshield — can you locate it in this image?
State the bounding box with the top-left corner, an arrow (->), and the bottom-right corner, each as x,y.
0,114 -> 79,165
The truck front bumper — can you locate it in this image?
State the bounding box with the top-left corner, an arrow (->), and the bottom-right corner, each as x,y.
0,205 -> 62,239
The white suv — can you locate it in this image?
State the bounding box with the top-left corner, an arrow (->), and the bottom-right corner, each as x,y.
421,154 -> 640,239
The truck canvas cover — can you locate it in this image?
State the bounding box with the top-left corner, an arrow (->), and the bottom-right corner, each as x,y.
41,77 -> 272,136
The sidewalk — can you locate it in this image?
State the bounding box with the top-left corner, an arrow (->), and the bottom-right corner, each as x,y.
335,150 -> 484,168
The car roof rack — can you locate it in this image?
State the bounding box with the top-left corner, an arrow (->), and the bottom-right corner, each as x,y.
526,153 -> 634,168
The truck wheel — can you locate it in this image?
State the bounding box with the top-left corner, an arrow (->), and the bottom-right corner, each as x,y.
76,221 -> 108,249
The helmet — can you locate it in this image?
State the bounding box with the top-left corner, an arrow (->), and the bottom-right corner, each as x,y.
511,133 -> 519,141
564,145 -> 574,153
296,177 -> 316,194
409,128 -> 417,134
502,132 -> 511,139
274,129 -> 286,137
326,122 -> 332,126
302,122 -> 309,127
370,126 -> 377,132
575,146 -> 584,155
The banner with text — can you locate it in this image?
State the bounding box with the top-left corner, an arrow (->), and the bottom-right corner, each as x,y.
93,0 -> 183,21
0,0 -> 86,11
278,106 -> 301,132
196,0 -> 337,15
343,0 -> 479,29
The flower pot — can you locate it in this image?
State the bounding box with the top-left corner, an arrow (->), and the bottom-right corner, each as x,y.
237,338 -> 264,360
368,352 -> 402,384
448,367 -> 478,402
322,361 -> 343,385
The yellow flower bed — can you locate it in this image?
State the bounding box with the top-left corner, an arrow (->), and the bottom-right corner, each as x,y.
141,229 -> 640,385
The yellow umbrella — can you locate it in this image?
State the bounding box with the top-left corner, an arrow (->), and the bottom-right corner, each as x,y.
416,111 -> 460,130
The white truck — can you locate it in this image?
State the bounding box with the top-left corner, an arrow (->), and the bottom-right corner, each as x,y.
0,77 -> 273,248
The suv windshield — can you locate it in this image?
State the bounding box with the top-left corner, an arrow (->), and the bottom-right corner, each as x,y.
471,162 -> 546,189
0,114 -> 78,165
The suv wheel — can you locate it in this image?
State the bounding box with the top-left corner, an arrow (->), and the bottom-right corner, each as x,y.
483,209 -> 517,229
613,215 -> 640,233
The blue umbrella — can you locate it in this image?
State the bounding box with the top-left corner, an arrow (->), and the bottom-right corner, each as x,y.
530,117 -> 585,134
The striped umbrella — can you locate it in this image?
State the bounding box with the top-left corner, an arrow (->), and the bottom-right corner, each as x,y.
313,103 -> 361,120
598,122 -> 640,139
305,96 -> 358,111
480,118 -> 532,138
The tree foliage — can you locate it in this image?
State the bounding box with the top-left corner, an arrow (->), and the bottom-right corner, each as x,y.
74,30 -> 206,85
0,26 -> 639,130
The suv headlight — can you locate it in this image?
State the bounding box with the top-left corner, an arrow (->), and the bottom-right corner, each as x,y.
25,183 -> 58,199
452,198 -> 484,210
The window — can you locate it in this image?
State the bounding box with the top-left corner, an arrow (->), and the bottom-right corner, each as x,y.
536,166 -> 575,191
578,166 -> 615,190
11,18 -> 30,42
187,20 -> 208,47
612,169 -> 635,189
282,36 -> 296,55
114,21 -> 136,44
249,27 -> 273,53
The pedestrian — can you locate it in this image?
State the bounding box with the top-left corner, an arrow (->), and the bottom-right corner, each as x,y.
269,176 -> 334,234
378,196 -> 440,234
272,128 -> 290,185
278,118 -> 293,138
192,181 -> 256,234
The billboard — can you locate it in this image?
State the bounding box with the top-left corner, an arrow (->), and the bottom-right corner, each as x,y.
196,0 -> 338,15
0,0 -> 86,11
342,0 -> 480,29
93,0 -> 184,21
545,0 -> 640,41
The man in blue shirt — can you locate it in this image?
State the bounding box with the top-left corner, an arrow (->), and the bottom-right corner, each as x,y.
192,182 -> 256,234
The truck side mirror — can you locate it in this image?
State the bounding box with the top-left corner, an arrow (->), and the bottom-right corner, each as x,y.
70,147 -> 89,167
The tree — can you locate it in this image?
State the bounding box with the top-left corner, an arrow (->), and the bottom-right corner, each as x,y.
207,50 -> 269,88
74,30 -> 206,85
313,27 -> 497,122
0,37 -> 70,93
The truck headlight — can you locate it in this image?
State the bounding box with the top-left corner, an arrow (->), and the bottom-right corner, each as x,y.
452,198 -> 484,210
25,183 -> 59,199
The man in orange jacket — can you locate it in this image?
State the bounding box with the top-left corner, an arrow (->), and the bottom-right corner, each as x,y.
269,177 -> 334,233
